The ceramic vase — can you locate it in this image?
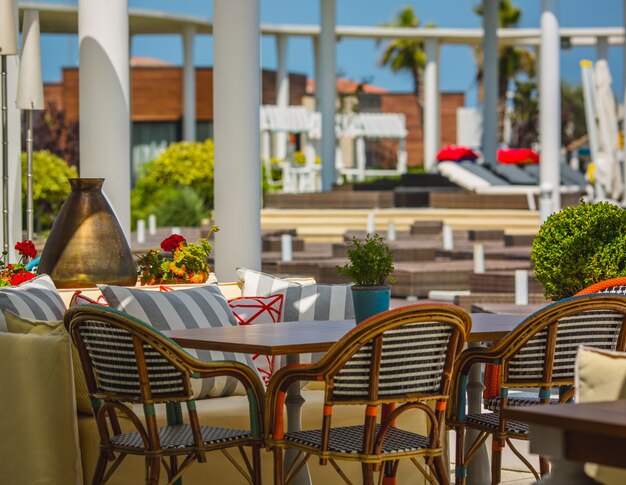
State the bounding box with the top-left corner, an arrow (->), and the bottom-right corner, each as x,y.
351,285 -> 391,324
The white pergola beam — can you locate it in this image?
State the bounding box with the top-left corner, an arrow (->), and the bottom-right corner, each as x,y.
540,0 -> 562,217
482,0 -> 499,166
182,25 -> 196,142
213,0 -> 261,280
78,0 -> 131,241
319,0 -> 336,191
423,38 -> 440,172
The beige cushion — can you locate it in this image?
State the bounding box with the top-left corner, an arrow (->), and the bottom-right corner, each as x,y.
0,332 -> 82,484
576,346 -> 626,484
4,311 -> 92,415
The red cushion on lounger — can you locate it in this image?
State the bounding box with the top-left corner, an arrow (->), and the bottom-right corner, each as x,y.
497,148 -> 539,164
436,145 -> 479,162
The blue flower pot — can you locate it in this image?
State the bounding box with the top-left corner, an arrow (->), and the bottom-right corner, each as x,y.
351,286 -> 391,324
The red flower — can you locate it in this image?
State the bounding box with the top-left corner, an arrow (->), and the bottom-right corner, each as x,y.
160,234 -> 186,253
9,270 -> 36,286
15,240 -> 37,259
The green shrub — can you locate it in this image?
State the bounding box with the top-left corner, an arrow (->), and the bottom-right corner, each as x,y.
153,186 -> 209,228
21,150 -> 77,230
131,140 -> 214,228
336,233 -> 395,287
531,201 -> 626,300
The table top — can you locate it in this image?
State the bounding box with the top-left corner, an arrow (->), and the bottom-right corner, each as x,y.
163,313 -> 526,355
503,400 -> 626,439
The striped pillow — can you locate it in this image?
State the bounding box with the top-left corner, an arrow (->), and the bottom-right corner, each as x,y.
98,284 -> 260,398
236,267 -> 354,322
0,274 -> 66,331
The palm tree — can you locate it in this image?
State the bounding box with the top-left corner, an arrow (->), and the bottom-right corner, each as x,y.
378,6 -> 428,119
474,0 -> 535,142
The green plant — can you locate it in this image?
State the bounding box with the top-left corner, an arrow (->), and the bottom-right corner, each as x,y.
136,228 -> 218,285
21,150 -> 78,231
152,186 -> 209,228
531,201 -> 626,300
0,240 -> 38,287
336,233 -> 395,287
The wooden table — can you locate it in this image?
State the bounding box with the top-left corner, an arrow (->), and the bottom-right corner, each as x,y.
164,313 -> 525,485
504,401 -> 626,484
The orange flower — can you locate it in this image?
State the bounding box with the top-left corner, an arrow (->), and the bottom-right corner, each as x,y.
169,263 -> 187,276
189,271 -> 206,284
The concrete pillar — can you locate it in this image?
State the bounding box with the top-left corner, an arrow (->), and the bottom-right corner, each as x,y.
540,0 -> 561,213
182,25 -> 196,141
213,0 -> 261,280
79,0 -> 131,241
482,0 -> 499,166
319,0 -> 336,191
313,36 -> 321,108
424,38 -> 440,172
274,34 -> 289,160
596,36 -> 609,61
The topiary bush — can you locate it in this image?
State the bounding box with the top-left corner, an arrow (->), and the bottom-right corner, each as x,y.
531,201 -> 626,300
21,150 -> 77,231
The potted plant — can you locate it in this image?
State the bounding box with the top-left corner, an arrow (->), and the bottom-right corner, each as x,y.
336,233 -> 395,323
531,201 -> 626,300
136,227 -> 218,285
0,240 -> 38,286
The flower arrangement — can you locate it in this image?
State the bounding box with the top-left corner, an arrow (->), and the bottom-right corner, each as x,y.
0,240 -> 38,287
136,227 -> 218,285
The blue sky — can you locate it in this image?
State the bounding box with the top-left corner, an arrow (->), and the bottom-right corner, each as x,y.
35,0 -> 625,105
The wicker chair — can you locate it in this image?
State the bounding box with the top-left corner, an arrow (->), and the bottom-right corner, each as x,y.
64,305 -> 265,485
447,294 -> 626,485
265,304 -> 471,485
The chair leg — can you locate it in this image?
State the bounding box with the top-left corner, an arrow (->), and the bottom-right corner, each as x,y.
539,456 -> 550,476
362,463 -> 375,485
273,448 -> 284,485
491,438 -> 504,485
432,455 -> 450,485
91,451 -> 108,485
454,427 -> 466,485
381,460 -> 398,485
252,444 -> 263,485
146,457 -> 160,485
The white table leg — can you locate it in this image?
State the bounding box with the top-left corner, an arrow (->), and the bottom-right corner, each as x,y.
535,459 -> 600,484
285,353 -> 312,485
466,342 -> 491,484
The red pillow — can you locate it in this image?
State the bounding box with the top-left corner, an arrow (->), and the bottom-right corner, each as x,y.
497,148 -> 539,164
69,290 -> 108,307
436,145 -> 479,162
228,295 -> 284,384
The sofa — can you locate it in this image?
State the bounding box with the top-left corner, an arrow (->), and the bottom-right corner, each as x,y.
1,278 -> 432,484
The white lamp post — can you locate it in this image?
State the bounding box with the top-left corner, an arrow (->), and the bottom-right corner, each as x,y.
0,0 -> 18,252
16,10 -> 44,241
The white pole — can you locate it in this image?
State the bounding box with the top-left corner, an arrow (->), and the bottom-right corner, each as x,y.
213,0 -> 261,281
515,269 -> 529,305
79,0 -> 131,241
319,0 -> 336,191
280,233 -> 293,262
148,213 -> 156,235
540,0 -> 561,214
367,213 -> 375,235
482,0 -> 499,166
539,182 -> 554,222
443,225 -> 454,250
136,219 -> 145,244
182,25 -> 196,142
473,243 -> 485,274
275,34 -> 289,161
171,226 -> 181,235
424,38 -> 440,172
387,221 -> 396,242
355,136 -> 366,181
596,36 -> 609,61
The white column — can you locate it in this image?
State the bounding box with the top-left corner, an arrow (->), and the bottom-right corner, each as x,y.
312,36 -> 321,108
319,0 -> 336,191
596,36 -> 609,61
79,0 -> 131,240
540,0 -> 561,213
482,0 -> 499,166
182,25 -> 196,142
424,38 -> 440,172
213,0 -> 261,280
275,34 -> 289,160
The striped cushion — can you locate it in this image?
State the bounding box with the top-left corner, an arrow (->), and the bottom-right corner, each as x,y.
237,267 -> 354,322
333,321 -> 453,398
98,284 -> 259,398
0,274 -> 65,331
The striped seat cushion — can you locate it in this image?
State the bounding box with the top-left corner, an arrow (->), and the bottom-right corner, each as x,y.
98,284 -> 260,398
237,267 -> 354,322
0,274 -> 66,331
465,412 -> 529,435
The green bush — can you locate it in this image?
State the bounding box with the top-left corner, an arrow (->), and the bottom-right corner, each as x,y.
531,201 -> 626,300
152,186 -> 209,228
131,140 -> 214,228
21,150 -> 77,231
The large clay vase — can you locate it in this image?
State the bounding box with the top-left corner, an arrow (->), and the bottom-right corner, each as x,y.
38,178 -> 137,288
351,285 -> 391,324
